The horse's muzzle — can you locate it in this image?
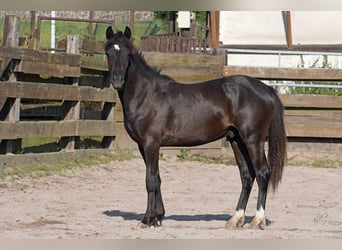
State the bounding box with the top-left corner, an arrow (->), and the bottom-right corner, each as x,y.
111,75 -> 124,89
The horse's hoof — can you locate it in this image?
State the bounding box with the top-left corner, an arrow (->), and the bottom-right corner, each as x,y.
136,220 -> 161,229
249,218 -> 266,230
136,222 -> 144,230
225,220 -> 244,229
225,222 -> 237,230
225,214 -> 245,229
136,222 -> 152,229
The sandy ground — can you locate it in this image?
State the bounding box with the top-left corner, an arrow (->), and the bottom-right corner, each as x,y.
0,157 -> 341,239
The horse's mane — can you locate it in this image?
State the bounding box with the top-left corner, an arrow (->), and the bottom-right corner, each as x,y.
133,52 -> 161,75
130,52 -> 174,83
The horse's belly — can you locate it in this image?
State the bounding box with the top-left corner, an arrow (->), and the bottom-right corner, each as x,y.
161,119 -> 228,147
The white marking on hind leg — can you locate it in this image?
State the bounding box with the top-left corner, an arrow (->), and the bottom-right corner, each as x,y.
250,206 -> 266,230
225,209 -> 245,229
255,207 -> 265,219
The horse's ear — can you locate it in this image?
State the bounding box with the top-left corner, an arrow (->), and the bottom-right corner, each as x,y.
124,26 -> 131,40
106,26 -> 114,39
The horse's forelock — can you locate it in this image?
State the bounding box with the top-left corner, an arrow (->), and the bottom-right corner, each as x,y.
105,31 -> 134,52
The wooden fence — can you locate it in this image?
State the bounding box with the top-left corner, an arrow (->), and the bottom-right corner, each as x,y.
0,15 -> 341,168
224,65 -> 342,139
140,33 -> 210,54
0,15 -> 225,167
0,15 -> 115,160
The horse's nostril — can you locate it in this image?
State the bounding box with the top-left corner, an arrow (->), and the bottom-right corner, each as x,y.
113,75 -> 124,82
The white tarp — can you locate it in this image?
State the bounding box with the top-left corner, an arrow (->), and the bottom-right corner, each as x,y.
219,11 -> 342,45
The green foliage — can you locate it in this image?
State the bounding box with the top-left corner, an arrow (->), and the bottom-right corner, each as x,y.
154,11 -> 207,25
154,11 -> 170,21
311,159 -> 342,168
176,148 -> 236,165
177,148 -> 190,160
0,18 -> 168,49
0,146 -> 137,181
287,158 -> 342,169
0,154 -> 108,181
0,12 -> 207,49
286,55 -> 342,96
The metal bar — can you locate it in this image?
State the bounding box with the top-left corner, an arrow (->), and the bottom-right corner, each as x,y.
266,82 -> 342,89
226,48 -> 342,57
39,16 -> 112,24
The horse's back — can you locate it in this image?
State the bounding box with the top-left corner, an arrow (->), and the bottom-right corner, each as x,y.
222,75 -> 276,96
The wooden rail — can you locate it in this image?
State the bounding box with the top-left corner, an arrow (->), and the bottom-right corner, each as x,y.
140,34 -> 210,54
0,79 -> 116,154
0,15 -> 115,155
0,81 -> 115,102
1,14 -> 341,166
281,95 -> 342,139
223,65 -> 342,81
223,65 -> 342,139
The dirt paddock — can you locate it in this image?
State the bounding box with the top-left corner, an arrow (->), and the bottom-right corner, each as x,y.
0,157 -> 341,239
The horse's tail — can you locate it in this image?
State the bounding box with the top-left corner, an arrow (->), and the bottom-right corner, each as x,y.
268,94 -> 287,192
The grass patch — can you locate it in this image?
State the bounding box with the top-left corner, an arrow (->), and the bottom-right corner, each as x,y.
176,148 -> 236,165
309,159 -> 341,168
0,18 -> 169,50
0,146 -> 138,181
281,156 -> 342,169
177,149 -> 342,169
111,146 -> 138,161
0,154 -> 109,181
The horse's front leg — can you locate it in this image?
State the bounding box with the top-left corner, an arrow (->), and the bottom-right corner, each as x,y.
137,140 -> 165,229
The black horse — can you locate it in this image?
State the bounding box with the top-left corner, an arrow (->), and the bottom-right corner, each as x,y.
105,26 -> 287,230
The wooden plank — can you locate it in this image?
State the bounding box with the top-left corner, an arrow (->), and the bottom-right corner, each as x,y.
57,38 -> 106,54
0,81 -> 116,102
0,148 -> 115,169
0,46 -> 80,66
0,120 -> 115,139
280,94 -> 342,109
61,35 -> 81,151
81,57 -> 108,72
143,52 -> 223,82
285,117 -> 342,138
0,15 -> 21,154
82,39 -> 106,54
285,109 -> 342,118
114,112 -> 342,139
223,66 -> 342,81
80,52 -> 224,82
284,11 -> 293,49
209,11 -> 219,48
18,60 -> 81,78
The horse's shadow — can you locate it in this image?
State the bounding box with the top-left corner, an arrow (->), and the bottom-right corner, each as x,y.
103,210 -> 272,225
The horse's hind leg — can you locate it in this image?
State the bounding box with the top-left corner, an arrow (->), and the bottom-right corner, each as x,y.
225,130 -> 255,229
249,151 -> 270,230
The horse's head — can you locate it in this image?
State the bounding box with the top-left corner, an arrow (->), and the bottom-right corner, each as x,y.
105,26 -> 132,90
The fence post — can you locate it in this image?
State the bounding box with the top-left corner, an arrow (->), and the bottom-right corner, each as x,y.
101,58 -> 115,149
59,35 -> 81,151
0,15 -> 21,154
101,102 -> 115,149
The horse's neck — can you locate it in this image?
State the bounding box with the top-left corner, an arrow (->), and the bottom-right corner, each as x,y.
121,55 -> 154,115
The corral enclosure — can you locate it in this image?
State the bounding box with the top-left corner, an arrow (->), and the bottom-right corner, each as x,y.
0,12 -> 342,168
